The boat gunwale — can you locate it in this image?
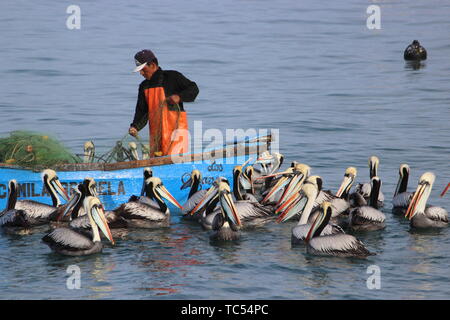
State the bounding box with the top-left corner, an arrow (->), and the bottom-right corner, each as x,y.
0,135 -> 272,172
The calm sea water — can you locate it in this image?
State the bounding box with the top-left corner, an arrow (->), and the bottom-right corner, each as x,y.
1,0 -> 449,299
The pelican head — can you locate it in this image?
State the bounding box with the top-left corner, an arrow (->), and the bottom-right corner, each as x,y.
181,169 -> 202,190
394,163 -> 410,197
83,177 -> 97,197
187,177 -> 229,216
218,182 -> 241,227
306,175 -> 323,193
59,183 -> 86,221
146,177 -> 183,210
336,167 -> 357,198
84,196 -> 114,245
405,172 -> 435,219
306,201 -> 333,242
369,156 -> 379,179
42,169 -> 69,205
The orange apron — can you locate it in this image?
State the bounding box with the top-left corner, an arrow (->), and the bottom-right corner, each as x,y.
144,87 -> 189,157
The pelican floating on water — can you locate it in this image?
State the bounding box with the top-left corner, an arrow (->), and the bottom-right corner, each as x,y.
42,196 -> 114,256
355,156 -> 384,207
210,182 -> 242,241
392,164 -> 414,215
181,169 -> 208,219
1,170 -> 69,229
305,202 -> 374,257
348,176 -> 386,231
276,181 -> 345,244
405,172 -> 448,229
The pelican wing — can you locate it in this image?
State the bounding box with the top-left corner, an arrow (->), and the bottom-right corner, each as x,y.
351,206 -> 386,223
293,223 -> 344,241
426,206 -> 448,222
69,214 -> 91,230
117,202 -> 167,221
392,192 -> 413,208
309,234 -> 372,256
42,228 -> 93,250
182,189 -> 208,215
15,200 -> 56,219
235,201 -> 273,220
0,210 -> 30,228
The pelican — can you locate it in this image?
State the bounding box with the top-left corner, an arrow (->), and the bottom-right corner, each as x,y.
276,182 -> 345,244
181,169 -> 208,218
210,182 -> 242,241
392,164 -> 414,215
83,141 -> 95,163
253,151 -> 284,176
355,156 -> 384,207
128,142 -> 139,160
113,177 -> 183,228
348,176 -> 386,231
305,202 -> 374,257
140,167 -> 153,196
405,172 -> 448,229
0,180 -> 30,233
42,196 -> 114,256
2,171 -> 69,228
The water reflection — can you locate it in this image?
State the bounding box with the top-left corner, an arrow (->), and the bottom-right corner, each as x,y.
405,61 -> 426,70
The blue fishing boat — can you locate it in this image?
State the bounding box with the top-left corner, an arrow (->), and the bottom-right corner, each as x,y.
0,135 -> 272,210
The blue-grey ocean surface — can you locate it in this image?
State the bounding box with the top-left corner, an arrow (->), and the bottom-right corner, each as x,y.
0,0 -> 449,299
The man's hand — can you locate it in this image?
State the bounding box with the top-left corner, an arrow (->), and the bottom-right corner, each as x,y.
166,94 -> 181,105
129,126 -> 138,137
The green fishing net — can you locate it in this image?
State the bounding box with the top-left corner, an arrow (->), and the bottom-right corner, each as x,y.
0,131 -> 81,168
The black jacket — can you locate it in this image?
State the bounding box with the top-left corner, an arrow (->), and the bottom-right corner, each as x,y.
130,67 -> 199,131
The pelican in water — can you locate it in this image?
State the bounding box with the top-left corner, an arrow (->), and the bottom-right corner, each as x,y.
0,180 -> 30,233
42,196 -> 114,256
348,176 -> 386,231
181,169 -> 208,218
305,202 -> 374,257
1,170 -> 69,229
355,156 -> 384,207
112,177 -> 183,228
405,172 -> 448,229
276,181 -> 345,244
392,164 -> 414,215
210,182 -> 242,241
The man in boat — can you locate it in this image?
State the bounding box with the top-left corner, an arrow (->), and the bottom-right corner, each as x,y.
129,49 -> 199,157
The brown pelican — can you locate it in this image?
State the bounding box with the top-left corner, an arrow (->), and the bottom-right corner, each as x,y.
2,171 -> 69,228
392,164 -> 414,215
305,202 -> 374,257
139,167 -> 153,196
405,172 -> 448,229
0,180 -> 30,233
253,151 -> 284,176
83,141 -> 95,163
276,182 -> 345,244
356,156 -> 384,207
181,169 -> 208,218
42,196 -> 114,256
348,176 -> 386,231
441,183 -> 450,197
210,182 -> 242,241
112,177 -> 182,228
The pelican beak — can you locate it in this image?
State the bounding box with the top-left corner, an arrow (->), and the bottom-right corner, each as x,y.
254,169 -> 292,181
405,183 -> 427,219
261,175 -> 290,204
276,194 -> 307,223
189,185 -> 218,215
58,191 -> 81,221
220,191 -> 241,226
441,183 -> 450,197
276,173 -> 304,207
157,185 -> 183,209
336,175 -> 353,198
91,205 -> 115,245
181,176 -> 193,190
52,179 -> 69,202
